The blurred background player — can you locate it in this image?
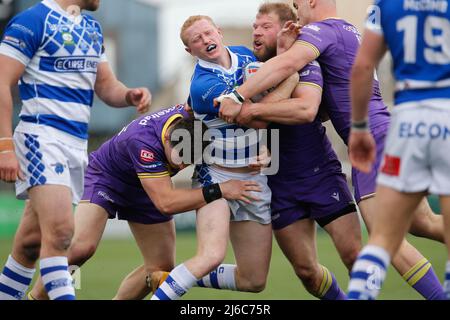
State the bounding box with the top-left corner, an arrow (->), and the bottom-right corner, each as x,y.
347,0 -> 450,300
233,2 -> 362,300
150,15 -> 299,300
27,105 -> 261,300
0,0 -> 151,300
217,0 -> 445,300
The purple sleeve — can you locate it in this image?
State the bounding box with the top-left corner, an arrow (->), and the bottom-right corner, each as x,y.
298,60 -> 323,89
296,23 -> 335,57
127,138 -> 170,179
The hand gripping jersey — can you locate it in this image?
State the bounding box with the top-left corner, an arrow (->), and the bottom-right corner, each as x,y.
0,0 -> 106,145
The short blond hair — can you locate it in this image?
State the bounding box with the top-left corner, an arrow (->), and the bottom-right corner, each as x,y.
258,2 -> 297,26
180,15 -> 218,46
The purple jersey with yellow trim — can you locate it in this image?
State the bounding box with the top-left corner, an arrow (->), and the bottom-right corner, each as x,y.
89,105 -> 188,188
269,61 -> 355,227
297,18 -> 390,143
269,61 -> 337,177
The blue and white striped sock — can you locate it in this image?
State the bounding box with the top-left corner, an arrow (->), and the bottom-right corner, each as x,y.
151,264 -> 197,300
347,245 -> 390,300
196,264 -> 237,290
444,261 -> 450,300
40,256 -> 75,300
0,255 -> 35,300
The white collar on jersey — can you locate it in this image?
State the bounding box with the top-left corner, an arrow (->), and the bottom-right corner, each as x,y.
42,0 -> 77,17
197,47 -> 239,75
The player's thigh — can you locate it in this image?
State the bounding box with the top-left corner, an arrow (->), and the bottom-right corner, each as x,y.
230,220 -> 272,279
371,185 -> 425,255
322,212 -> 362,252
274,218 -> 318,269
72,202 -> 109,247
28,185 -> 73,232
358,196 -> 376,232
128,219 -> 176,270
322,212 -> 362,269
195,199 -> 231,256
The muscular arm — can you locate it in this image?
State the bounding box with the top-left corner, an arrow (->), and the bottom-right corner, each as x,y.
250,83 -> 322,125
237,42 -> 317,100
351,30 -> 387,122
141,176 -> 261,216
141,176 -> 208,215
94,62 -> 130,107
0,55 -> 25,138
242,72 -> 300,129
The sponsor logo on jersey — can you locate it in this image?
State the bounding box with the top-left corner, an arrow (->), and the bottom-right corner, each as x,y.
62,32 -> 75,46
140,161 -> 164,169
381,155 -> 401,177
304,24 -> 321,32
10,23 -> 34,36
53,57 -> 98,72
3,35 -> 27,49
331,192 -> 340,202
140,149 -> 155,162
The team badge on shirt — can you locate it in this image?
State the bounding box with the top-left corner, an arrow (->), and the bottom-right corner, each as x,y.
140,149 -> 155,162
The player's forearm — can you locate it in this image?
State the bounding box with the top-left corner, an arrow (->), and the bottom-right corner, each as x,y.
259,72 -> 299,103
0,85 -> 14,138
155,188 -> 207,215
253,98 -> 317,125
351,64 -> 373,122
96,79 -> 130,108
237,55 -> 297,99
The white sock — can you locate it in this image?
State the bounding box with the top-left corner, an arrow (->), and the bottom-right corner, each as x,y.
151,263 -> 197,300
347,245 -> 390,300
196,264 -> 237,290
0,255 -> 35,300
40,256 -> 75,300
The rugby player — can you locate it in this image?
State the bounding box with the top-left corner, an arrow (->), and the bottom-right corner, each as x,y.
347,0 -> 450,300
217,0 -> 445,299
0,0 -> 152,300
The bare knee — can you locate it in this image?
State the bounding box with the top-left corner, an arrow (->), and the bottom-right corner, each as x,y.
68,241 -> 97,266
197,250 -> 226,273
294,263 -> 321,289
340,247 -> 360,271
236,274 -> 266,293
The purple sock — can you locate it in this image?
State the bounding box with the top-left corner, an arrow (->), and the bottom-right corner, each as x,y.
403,259 -> 445,300
319,266 -> 347,300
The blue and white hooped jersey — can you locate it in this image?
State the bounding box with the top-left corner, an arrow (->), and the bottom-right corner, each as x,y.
0,0 -> 106,145
367,0 -> 450,105
189,46 -> 260,168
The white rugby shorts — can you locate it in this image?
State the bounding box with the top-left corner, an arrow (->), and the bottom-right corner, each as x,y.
377,99 -> 450,195
192,164 -> 272,224
13,125 -> 88,204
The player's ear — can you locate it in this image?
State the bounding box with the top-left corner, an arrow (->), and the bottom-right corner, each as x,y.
185,46 -> 192,55
217,27 -> 224,39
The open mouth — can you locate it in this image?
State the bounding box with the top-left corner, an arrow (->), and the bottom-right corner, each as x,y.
206,44 -> 217,52
253,40 -> 263,50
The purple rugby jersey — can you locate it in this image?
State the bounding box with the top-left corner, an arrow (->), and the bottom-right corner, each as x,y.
297,18 -> 391,202
81,105 -> 189,224
297,18 -> 390,143
269,62 -> 355,229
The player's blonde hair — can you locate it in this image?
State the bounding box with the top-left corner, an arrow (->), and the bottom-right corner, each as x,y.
257,2 -> 297,26
180,15 -> 218,47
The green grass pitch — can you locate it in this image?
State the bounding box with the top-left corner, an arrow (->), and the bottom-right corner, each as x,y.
0,230 -> 446,300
